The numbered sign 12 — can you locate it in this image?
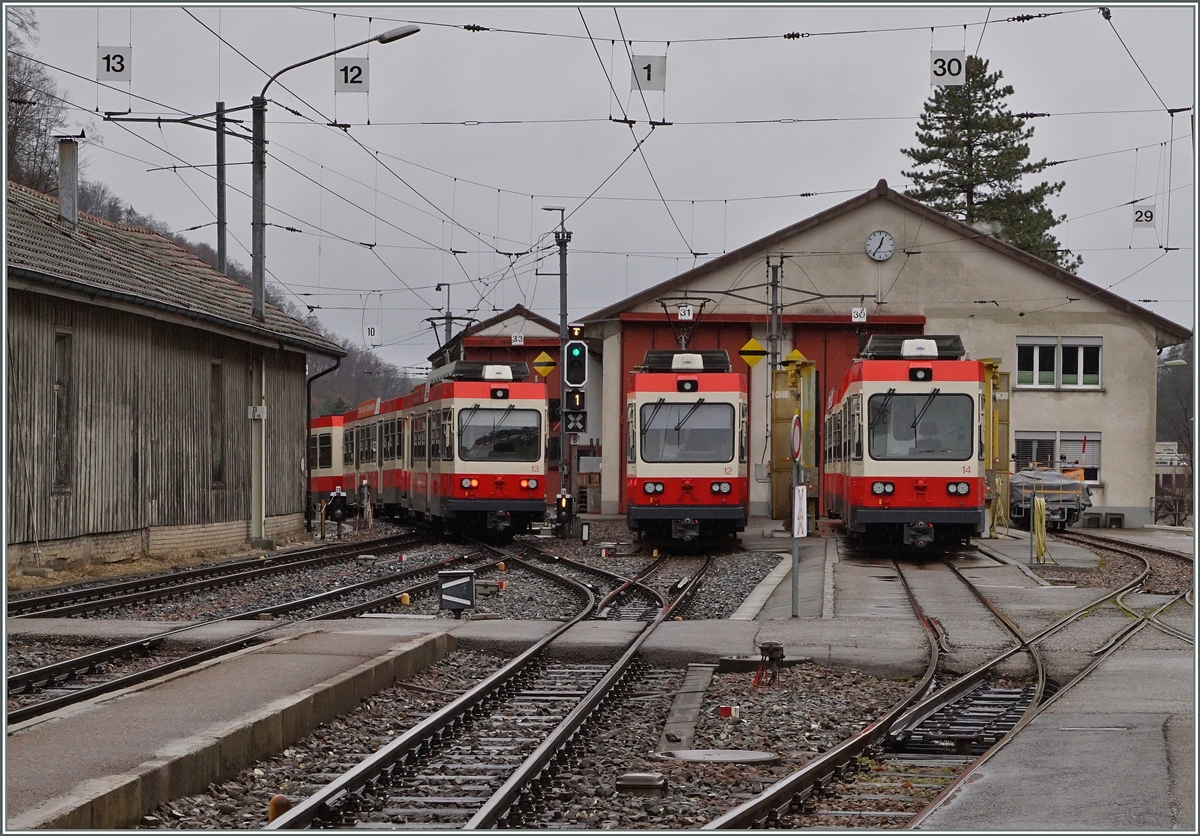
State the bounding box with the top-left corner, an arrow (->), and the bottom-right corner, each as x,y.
930,50 -> 965,86
97,47 -> 132,81
630,55 -> 667,91
335,57 -> 369,93
1133,205 -> 1156,227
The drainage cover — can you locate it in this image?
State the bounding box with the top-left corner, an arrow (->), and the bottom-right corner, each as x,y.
656,749 -> 780,764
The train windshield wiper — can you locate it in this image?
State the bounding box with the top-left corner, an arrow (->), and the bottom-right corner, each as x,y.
673,398 -> 705,432
460,402 -> 481,426
641,398 -> 666,439
868,388 -> 896,430
491,403 -> 516,431
911,388 -> 941,429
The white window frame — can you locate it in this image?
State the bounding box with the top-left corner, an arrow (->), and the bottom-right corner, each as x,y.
1015,337 -> 1103,390
1013,430 -> 1102,485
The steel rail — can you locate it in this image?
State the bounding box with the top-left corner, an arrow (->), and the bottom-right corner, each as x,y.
265,567 -> 597,830
7,533 -> 420,616
702,559 -> 941,829
462,557 -> 712,829
7,552 -> 479,722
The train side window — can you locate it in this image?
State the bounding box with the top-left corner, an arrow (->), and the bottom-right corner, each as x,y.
441,408 -> 454,460
739,402 -> 748,463
626,403 -> 636,463
343,429 -> 355,467
412,415 -> 426,464
319,433 -> 332,469
307,435 -> 318,473
398,417 -> 406,465
429,411 -> 442,462
851,396 -> 862,460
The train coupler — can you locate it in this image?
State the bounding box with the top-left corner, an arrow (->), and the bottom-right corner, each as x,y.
487,510 -> 513,532
903,521 -> 935,548
672,517 -> 700,542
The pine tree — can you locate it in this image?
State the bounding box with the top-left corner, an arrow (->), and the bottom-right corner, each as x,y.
902,55 -> 1081,273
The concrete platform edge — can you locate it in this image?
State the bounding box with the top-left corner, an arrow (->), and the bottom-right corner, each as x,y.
8,631 -> 455,830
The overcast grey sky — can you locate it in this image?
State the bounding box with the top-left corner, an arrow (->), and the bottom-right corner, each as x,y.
16,3 -> 1196,370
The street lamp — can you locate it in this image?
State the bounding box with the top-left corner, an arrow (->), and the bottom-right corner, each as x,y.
541,205 -> 571,528
252,24 -> 419,320
250,25 -> 418,546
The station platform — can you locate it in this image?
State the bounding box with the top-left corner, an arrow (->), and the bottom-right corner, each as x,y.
5,519 -> 1192,830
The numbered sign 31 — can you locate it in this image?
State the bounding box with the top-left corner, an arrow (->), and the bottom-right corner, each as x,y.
335,57 -> 369,93
1133,205 -> 1156,227
97,47 -> 132,81
677,304 -> 694,321
930,50 -> 965,86
631,55 -> 667,91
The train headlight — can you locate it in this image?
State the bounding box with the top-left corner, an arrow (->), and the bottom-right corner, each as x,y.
643,482 -> 658,494
947,482 -> 959,495
872,481 -> 886,495
711,481 -> 732,494
884,482 -> 895,494
527,478 -> 538,489
957,482 -> 970,495
721,481 -> 731,494
461,477 -> 472,489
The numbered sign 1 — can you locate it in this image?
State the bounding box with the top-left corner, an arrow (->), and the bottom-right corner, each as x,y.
335,57 -> 369,93
631,55 -> 667,92
851,307 -> 867,323
97,47 -> 132,81
511,333 -> 525,346
1133,205 -> 1156,227
677,304 -> 694,321
930,50 -> 965,86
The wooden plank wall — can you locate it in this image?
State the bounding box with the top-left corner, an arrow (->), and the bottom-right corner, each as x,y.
6,290 -> 310,545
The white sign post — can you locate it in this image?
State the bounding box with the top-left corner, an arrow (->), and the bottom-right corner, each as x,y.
790,413 -> 804,617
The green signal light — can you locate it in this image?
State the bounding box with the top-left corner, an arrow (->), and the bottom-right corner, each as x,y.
570,347 -> 582,356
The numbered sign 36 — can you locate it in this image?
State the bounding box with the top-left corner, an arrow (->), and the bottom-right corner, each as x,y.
930,50 -> 965,86
97,47 -> 132,81
335,57 -> 369,93
1133,205 -> 1156,227
631,55 -> 667,91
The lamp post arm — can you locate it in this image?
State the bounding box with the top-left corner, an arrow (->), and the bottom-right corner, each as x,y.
260,25 -> 419,97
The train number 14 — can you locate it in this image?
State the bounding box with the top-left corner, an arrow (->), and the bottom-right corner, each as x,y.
962,465 -> 972,474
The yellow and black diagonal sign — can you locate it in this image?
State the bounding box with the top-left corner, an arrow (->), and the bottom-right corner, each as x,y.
531,351 -> 556,378
739,338 -> 768,368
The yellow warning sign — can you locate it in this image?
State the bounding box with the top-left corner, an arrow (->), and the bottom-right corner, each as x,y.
531,351 -> 556,378
784,348 -> 807,365
739,338 -> 767,367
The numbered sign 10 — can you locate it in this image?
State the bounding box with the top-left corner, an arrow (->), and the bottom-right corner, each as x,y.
630,55 -> 667,91
335,57 -> 369,93
1133,205 -> 1156,227
97,47 -> 132,81
930,50 -> 965,86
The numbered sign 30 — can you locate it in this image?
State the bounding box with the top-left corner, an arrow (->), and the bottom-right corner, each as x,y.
1133,205 -> 1156,227
97,47 -> 132,81
930,50 -> 965,86
335,57 -> 369,93
631,55 -> 667,91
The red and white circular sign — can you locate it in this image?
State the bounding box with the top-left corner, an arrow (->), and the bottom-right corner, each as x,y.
790,414 -> 803,462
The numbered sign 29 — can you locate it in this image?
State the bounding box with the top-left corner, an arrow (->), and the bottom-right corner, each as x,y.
631,54 -> 667,91
1133,205 -> 1156,227
930,50 -> 965,86
335,57 -> 369,93
97,47 -> 132,81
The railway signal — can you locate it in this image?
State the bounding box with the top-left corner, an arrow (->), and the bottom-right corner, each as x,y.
564,340 -> 588,386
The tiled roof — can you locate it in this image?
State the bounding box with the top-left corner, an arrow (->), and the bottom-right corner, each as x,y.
5,182 -> 344,357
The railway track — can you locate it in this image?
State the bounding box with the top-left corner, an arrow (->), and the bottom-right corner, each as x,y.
705,536 -> 1193,828
265,549 -> 708,830
6,547 -> 502,724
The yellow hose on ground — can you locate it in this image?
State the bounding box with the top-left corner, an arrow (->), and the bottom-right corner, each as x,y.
1031,495 -> 1057,564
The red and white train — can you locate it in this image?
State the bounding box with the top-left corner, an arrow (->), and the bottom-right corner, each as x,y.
307,361 -> 548,540
823,335 -> 986,549
624,350 -> 749,542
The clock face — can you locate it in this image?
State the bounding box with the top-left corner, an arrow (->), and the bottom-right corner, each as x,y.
865,230 -> 895,261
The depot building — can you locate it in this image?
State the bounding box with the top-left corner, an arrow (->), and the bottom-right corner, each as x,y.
571,179 -> 1190,529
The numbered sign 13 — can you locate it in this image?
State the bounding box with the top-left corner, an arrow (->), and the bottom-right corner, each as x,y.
930,51 -> 965,86
1133,205 -> 1156,227
97,47 -> 131,81
335,57 -> 369,93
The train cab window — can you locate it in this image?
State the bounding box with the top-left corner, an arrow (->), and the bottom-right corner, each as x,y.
639,401 -> 734,463
459,406 -> 541,462
851,395 -> 862,461
429,412 -> 443,462
317,433 -> 333,469
739,402 -> 748,463
440,408 -> 455,460
867,392 -> 974,461
343,429 -> 355,467
308,435 -> 318,472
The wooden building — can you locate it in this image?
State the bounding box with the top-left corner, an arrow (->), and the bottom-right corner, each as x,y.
6,176 -> 344,569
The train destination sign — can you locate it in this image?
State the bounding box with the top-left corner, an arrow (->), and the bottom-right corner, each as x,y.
739,338 -> 767,367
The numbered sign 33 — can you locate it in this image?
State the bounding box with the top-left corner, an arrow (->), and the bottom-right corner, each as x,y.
930,50 -> 965,86
97,47 -> 132,81
631,55 -> 667,91
335,57 -> 369,93
1133,205 -> 1156,227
